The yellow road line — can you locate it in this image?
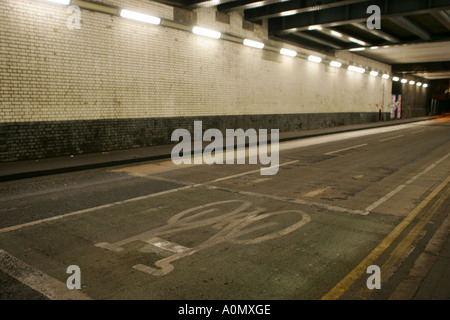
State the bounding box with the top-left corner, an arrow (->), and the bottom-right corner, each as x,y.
356,183 -> 448,299
321,175 -> 450,300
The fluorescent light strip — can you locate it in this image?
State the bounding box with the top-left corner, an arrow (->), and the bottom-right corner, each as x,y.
423,84 -> 428,88
308,55 -> 322,63
370,71 -> 379,77
349,48 -> 365,52
308,26 -> 322,31
331,31 -> 342,38
348,66 -> 366,74
349,37 -> 366,46
382,74 -> 390,79
330,61 -> 342,68
280,48 -> 297,57
416,82 -> 422,87
41,0 -> 71,4
409,81 -> 415,85
393,77 -> 400,82
192,26 -> 221,39
401,79 -> 408,84
243,39 -> 264,49
120,9 -> 161,25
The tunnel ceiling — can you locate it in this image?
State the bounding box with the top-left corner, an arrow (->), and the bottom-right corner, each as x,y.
154,0 -> 450,81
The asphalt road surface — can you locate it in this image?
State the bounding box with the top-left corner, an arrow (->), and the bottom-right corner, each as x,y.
1,116 -> 449,301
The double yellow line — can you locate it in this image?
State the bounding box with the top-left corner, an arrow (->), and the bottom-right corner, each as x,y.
322,175 -> 450,300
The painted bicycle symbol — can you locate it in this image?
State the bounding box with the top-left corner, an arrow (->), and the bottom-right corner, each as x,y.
95,200 -> 311,276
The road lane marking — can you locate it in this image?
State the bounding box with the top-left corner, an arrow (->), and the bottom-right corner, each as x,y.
0,186 -> 191,234
201,184 -> 368,216
357,183 -> 449,299
389,211 -> 450,300
209,160 -> 299,183
0,161 -> 298,234
321,175 -> 450,300
364,150 -> 450,213
0,250 -> 91,300
380,186 -> 448,281
95,200 -> 311,276
380,135 -> 404,142
324,144 -> 368,155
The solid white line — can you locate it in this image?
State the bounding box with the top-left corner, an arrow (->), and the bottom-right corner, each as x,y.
202,184 -> 368,216
0,161 -> 300,234
364,150 -> 450,213
0,250 -> 91,300
0,185 -> 192,234
209,160 -> 299,183
325,144 -> 368,155
380,135 -> 404,142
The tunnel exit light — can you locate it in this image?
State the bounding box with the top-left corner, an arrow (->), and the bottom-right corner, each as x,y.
120,9 -> 161,25
192,26 -> 221,39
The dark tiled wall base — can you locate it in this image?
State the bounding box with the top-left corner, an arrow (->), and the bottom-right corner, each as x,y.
0,113 -> 386,162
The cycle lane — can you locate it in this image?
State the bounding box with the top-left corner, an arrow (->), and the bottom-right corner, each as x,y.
0,185 -> 397,300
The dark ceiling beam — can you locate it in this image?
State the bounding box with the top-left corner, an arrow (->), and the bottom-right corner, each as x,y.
244,0 -> 369,22
218,0 -> 287,13
291,32 -> 344,49
350,22 -> 400,43
269,0 -> 450,35
431,10 -> 450,30
272,34 -> 332,53
392,61 -> 450,73
388,16 -> 431,40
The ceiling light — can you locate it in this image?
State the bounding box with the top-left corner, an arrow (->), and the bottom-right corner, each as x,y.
192,26 -> 221,39
409,81 -> 415,85
349,37 -> 366,46
370,46 -> 379,50
41,0 -> 71,4
308,26 -> 323,31
423,84 -> 428,88
308,55 -> 322,63
280,48 -> 297,57
330,61 -> 342,68
243,39 -> 264,49
393,77 -> 400,82
401,79 -> 408,84
416,82 -> 422,87
349,48 -> 365,52
382,74 -> 390,79
370,71 -> 379,77
331,31 -> 342,38
348,66 -> 366,73
120,9 -> 161,25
